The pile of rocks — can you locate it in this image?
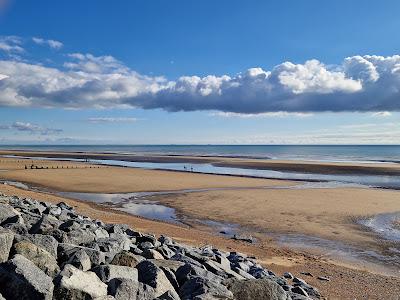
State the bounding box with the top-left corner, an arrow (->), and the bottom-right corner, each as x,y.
0,193 -> 321,300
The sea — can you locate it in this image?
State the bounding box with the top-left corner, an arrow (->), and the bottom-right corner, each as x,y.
0,145 -> 399,163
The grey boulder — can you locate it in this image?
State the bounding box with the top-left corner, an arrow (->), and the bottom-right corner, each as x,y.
0,254 -> 54,300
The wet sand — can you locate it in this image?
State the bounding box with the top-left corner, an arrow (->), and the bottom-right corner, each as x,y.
1,149 -> 400,176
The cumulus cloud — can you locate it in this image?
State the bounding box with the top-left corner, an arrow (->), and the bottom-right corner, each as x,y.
1,51 -> 400,113
87,117 -> 138,123
0,122 -> 63,135
32,37 -> 63,49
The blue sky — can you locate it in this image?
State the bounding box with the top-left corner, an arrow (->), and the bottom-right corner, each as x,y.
0,0 -> 399,144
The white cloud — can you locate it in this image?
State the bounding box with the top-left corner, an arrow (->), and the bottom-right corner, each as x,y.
1,51 -> 400,114
210,112 -> 313,118
0,36 -> 24,53
87,117 -> 138,123
0,122 -> 63,135
32,37 -> 63,49
372,111 -> 392,117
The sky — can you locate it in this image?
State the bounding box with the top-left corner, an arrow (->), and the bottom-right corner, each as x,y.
0,0 -> 399,144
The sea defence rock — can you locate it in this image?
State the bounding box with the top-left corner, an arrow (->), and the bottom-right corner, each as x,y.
0,192 -> 322,299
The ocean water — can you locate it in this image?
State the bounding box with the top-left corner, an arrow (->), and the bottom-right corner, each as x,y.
1,145 -> 400,163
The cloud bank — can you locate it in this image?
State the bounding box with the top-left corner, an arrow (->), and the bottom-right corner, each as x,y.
0,39 -> 400,114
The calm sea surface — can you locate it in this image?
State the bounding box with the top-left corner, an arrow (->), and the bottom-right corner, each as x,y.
0,145 -> 399,163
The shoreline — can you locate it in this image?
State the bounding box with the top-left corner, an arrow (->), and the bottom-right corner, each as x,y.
2,149 -> 400,176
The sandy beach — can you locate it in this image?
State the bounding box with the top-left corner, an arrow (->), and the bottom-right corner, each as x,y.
0,154 -> 399,298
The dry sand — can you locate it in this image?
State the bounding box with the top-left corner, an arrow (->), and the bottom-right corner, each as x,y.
0,157 -> 291,193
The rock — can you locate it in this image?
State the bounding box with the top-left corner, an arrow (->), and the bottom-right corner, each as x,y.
54,264 -> 108,300
227,278 -> 291,300
291,286 -> 309,297
64,249 -> 91,271
13,241 -> 60,277
29,215 -> 60,234
109,278 -> 155,300
175,263 -> 223,287
111,251 -> 144,267
179,276 -> 233,300
63,228 -> 96,245
57,202 -> 73,211
0,254 -> 54,300
58,243 -> 106,267
0,203 -> 21,225
157,245 -> 176,259
139,241 -> 154,250
215,253 -> 231,271
156,290 -> 181,300
93,264 -> 138,283
171,253 -> 203,268
300,271 -> 313,277
158,235 -> 174,246
232,267 -> 256,280
28,234 -> 58,258
204,260 -> 245,280
283,272 -> 294,280
142,249 -> 165,260
148,259 -> 185,272
136,260 -> 178,298
0,228 -> 14,263
232,234 -> 254,243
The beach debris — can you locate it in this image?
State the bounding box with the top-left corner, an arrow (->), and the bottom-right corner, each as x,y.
0,192 -> 322,300
317,276 -> 331,282
232,233 -> 254,243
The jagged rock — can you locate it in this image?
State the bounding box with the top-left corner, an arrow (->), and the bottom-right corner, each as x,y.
179,276 -> 233,300
93,264 -> 138,283
0,203 -> 22,225
143,249 -> 165,259
136,260 -> 178,298
58,243 -> 105,267
62,228 -> 96,245
13,240 -> 60,277
227,278 -> 291,300
0,254 -> 54,300
109,278 -> 155,300
156,290 -> 181,300
0,228 -> 14,263
54,264 -> 108,300
283,272 -> 294,280
175,263 -> 223,286
111,251 -> 144,267
204,260 -> 245,280
27,234 -> 58,258
291,286 -> 309,297
215,253 -> 231,271
64,249 -> 91,271
29,215 -> 60,234
158,245 -> 176,258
